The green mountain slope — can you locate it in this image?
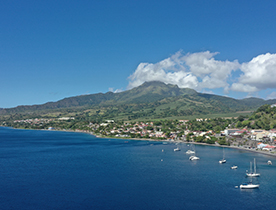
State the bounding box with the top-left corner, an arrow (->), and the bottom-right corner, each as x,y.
235,104 -> 276,130
1,81 -> 276,121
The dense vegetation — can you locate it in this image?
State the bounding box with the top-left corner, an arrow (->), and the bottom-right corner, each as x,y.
235,104 -> 276,130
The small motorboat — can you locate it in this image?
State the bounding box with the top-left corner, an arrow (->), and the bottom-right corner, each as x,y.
231,165 -> 238,169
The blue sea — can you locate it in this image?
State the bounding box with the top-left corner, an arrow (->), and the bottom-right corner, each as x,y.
1,127 -> 276,210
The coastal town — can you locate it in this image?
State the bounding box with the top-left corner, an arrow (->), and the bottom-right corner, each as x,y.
2,104 -> 276,158
88,119 -> 276,152
5,116 -> 276,156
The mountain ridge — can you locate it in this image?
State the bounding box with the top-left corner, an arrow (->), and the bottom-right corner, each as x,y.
1,81 -> 276,118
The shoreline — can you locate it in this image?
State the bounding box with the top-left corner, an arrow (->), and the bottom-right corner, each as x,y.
2,126 -> 276,158
93,132 -> 276,158
95,134 -> 276,158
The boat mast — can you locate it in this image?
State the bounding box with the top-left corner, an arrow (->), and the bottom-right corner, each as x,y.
254,158 -> 256,174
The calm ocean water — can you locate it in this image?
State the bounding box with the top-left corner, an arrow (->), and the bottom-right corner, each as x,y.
1,127 -> 276,210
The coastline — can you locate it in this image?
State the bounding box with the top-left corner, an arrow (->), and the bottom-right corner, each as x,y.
94,131 -> 276,158
2,126 -> 276,158
96,134 -> 276,158
191,141 -> 276,158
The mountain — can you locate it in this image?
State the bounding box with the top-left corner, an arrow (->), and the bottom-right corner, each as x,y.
0,81 -> 196,114
1,81 -> 276,120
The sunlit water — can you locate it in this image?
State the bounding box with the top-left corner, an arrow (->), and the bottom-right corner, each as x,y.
0,127 -> 276,210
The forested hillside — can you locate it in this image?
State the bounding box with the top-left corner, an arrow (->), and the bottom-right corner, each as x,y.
1,81 -> 276,122
235,104 -> 276,130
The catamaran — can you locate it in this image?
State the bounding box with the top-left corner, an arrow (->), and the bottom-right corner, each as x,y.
189,155 -> 200,160
188,145 -> 199,160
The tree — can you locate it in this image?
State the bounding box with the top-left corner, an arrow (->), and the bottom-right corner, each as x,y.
218,137 -> 228,145
206,136 -> 217,144
195,135 -> 205,143
236,121 -> 243,128
237,115 -> 245,122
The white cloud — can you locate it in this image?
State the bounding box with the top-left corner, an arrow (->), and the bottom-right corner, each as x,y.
128,51 -> 240,91
230,53 -> 276,92
108,87 -> 123,93
201,89 -> 214,94
127,51 -> 276,98
231,83 -> 259,92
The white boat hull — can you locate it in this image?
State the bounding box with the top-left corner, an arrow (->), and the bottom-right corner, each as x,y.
246,173 -> 260,177
186,150 -> 195,154
240,183 -> 259,189
189,156 -> 200,160
219,159 -> 226,164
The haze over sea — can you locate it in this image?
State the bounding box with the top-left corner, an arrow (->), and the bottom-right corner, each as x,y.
1,127 -> 276,210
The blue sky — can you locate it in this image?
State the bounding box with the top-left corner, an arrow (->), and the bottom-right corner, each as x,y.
1,0 -> 276,108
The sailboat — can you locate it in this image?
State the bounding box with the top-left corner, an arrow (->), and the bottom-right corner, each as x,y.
246,158 -> 260,177
174,147 -> 181,152
240,178 -> 259,189
240,161 -> 259,189
240,159 -> 260,189
189,155 -> 200,160
219,147 -> 226,164
174,143 -> 181,151
189,145 -> 199,160
186,144 -> 195,154
186,149 -> 195,154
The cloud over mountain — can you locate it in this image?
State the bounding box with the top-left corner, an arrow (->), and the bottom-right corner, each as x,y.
128,51 -> 239,92
128,51 -> 276,96
230,53 -> 276,92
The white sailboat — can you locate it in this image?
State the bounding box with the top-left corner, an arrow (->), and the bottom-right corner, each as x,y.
219,147 -> 226,164
186,149 -> 195,154
186,144 -> 195,154
240,159 -> 260,189
240,180 -> 259,189
174,143 -> 181,151
246,158 -> 260,177
189,155 -> 200,160
189,145 -> 199,160
174,147 -> 181,152
240,168 -> 259,189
